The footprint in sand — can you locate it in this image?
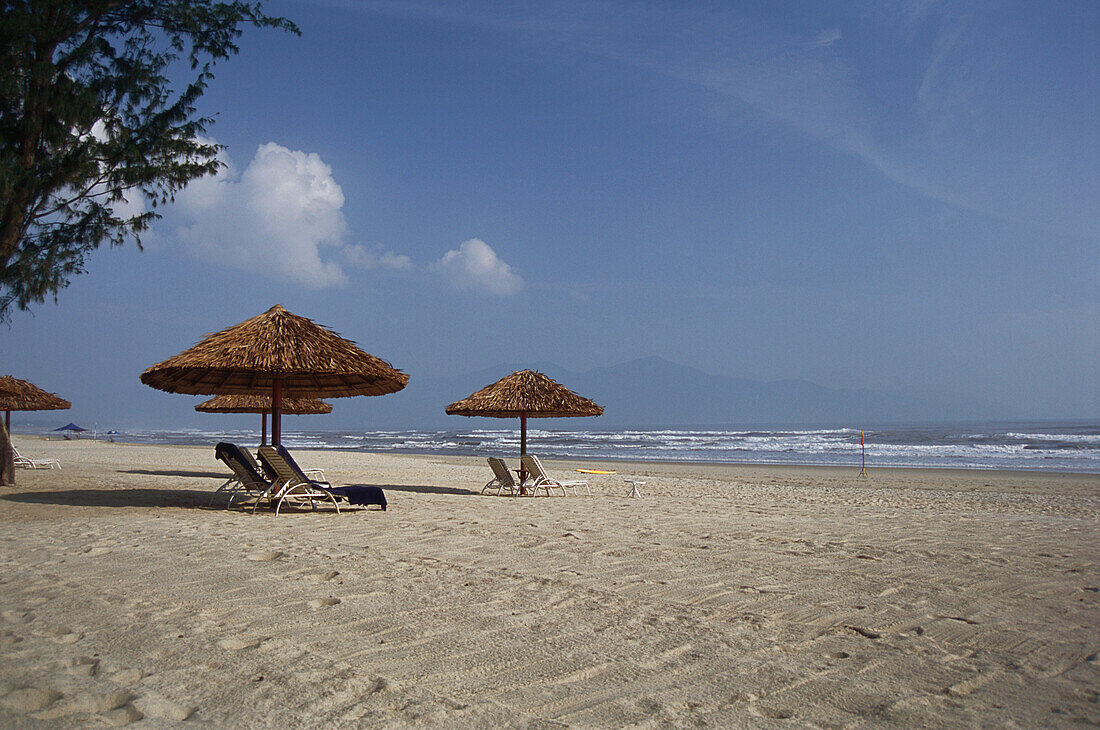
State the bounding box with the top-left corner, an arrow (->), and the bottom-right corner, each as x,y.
108,668 -> 143,685
71,690 -> 135,714
66,656 -> 99,676
753,705 -> 793,720
246,550 -> 284,562
36,625 -> 83,644
306,571 -> 340,581
217,637 -> 266,651
825,651 -> 850,659
133,695 -> 195,722
1,610 -> 31,624
369,677 -> 395,694
0,687 -> 63,713
844,625 -> 881,639
308,598 -> 341,609
103,704 -> 143,726
62,692 -> 143,726
0,630 -> 22,648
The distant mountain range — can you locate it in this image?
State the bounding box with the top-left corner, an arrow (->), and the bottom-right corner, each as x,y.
355,356 -> 995,429
7,356 -> 1005,432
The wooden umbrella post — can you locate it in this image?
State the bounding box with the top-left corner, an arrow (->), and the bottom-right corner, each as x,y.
519,411 -> 528,483
271,378 -> 282,446
261,412 -> 268,446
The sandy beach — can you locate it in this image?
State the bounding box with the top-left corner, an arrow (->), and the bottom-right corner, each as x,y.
0,437 -> 1096,727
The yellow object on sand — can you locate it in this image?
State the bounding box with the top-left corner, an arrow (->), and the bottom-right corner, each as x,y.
576,469 -> 616,475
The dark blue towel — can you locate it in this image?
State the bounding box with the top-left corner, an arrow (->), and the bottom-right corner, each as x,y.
327,485 -> 387,510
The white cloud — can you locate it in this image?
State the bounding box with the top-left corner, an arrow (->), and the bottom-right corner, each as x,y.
431,238 -> 523,296
812,28 -> 842,47
341,244 -> 413,271
109,187 -> 147,221
172,142 -> 376,288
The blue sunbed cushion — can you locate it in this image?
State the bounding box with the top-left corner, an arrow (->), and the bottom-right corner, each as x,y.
216,442 -> 265,483
275,444 -> 308,478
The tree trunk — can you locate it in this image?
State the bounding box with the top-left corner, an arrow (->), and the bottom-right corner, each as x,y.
0,417 -> 14,486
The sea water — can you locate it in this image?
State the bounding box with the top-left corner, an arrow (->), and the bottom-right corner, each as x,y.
78,422 -> 1100,473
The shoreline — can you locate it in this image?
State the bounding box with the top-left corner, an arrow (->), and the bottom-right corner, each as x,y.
15,433 -> 1100,477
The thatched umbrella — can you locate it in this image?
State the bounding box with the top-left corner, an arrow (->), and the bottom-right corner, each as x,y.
0,376 -> 71,433
141,305 -> 408,445
446,370 -> 603,478
195,394 -> 332,445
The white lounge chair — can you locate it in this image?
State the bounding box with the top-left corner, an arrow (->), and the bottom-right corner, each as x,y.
255,445 -> 341,516
12,445 -> 61,470
483,457 -> 522,496
520,454 -> 590,496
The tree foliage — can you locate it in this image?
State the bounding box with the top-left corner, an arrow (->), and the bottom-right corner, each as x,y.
0,0 -> 297,319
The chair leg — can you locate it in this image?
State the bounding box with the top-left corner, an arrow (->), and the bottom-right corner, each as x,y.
210,480 -> 234,507
252,488 -> 274,514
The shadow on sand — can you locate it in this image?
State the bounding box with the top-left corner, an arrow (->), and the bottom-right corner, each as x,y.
371,483 -> 479,496
122,468 -> 227,479
1,484 -> 479,509
1,488 -> 215,509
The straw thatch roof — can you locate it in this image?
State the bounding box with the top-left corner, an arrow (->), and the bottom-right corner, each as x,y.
0,376 -> 71,411
445,370 -> 603,419
140,305 -> 409,398
195,394 -> 332,415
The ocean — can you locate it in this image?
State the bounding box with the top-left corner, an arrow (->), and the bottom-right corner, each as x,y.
58,422 -> 1100,474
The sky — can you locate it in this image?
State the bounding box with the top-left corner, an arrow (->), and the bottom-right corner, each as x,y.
4,0 -> 1098,430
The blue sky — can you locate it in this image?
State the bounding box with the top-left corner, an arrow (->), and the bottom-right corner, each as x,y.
4,0 -> 1098,429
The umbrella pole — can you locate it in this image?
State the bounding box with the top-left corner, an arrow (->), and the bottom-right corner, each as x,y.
4,411 -> 8,433
520,412 -> 528,481
261,412 -> 268,446
271,378 -> 282,446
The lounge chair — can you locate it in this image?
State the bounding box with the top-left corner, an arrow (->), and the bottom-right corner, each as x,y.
254,446 -> 325,484
211,442 -> 272,508
520,454 -> 590,496
483,457 -> 523,496
255,445 -> 342,515
262,445 -> 388,510
12,445 -> 61,470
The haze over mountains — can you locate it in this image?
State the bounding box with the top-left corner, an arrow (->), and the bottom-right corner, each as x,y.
8,356 -> 1020,432
358,356 -> 995,430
